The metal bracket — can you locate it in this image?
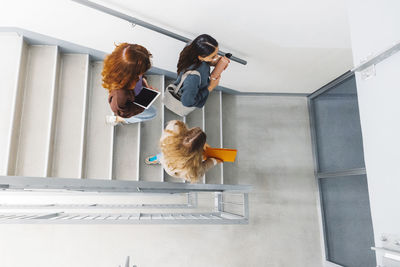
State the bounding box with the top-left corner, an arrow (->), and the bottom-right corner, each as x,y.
119,256 -> 137,267
361,64 -> 376,80
214,192 -> 223,212
187,192 -> 198,208
352,40 -> 400,81
380,233 -> 400,252
360,54 -> 376,81
372,233 -> 400,266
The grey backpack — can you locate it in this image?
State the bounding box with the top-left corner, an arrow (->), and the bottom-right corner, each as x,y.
163,70 -> 200,117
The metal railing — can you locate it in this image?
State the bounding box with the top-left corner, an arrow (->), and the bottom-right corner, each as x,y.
352,41 -> 400,73
351,40 -> 400,80
71,0 -> 247,65
0,176 -> 251,193
0,176 -> 251,224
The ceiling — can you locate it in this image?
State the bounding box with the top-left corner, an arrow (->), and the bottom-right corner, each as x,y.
98,0 -> 353,93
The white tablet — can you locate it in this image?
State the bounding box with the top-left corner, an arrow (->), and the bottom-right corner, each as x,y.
133,87 -> 160,109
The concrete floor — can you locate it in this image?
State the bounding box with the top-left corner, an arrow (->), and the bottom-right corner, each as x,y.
0,95 -> 322,267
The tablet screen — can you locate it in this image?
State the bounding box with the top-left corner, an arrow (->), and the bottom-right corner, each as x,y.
133,87 -> 160,109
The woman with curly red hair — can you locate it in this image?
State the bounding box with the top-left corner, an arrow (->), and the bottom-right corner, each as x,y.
102,43 -> 157,125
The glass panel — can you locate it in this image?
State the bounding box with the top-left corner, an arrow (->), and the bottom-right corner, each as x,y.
320,175 -> 376,267
312,76 -> 365,172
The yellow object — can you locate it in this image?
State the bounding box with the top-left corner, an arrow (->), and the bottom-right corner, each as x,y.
204,147 -> 237,162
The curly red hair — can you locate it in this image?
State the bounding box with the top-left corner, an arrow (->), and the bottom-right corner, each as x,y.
102,43 -> 152,91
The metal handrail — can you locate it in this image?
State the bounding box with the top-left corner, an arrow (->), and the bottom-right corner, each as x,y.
71,0 -> 247,65
0,176 -> 252,194
352,40 -> 400,72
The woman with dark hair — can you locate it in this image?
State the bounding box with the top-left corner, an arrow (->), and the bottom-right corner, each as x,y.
174,34 -> 230,108
145,120 -> 222,183
102,43 -> 157,125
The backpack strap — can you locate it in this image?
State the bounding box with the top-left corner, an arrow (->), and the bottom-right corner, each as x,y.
174,70 -> 201,96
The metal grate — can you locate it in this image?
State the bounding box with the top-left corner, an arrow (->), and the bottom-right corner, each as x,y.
0,211 -> 248,224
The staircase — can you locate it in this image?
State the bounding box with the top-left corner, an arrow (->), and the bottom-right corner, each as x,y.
0,32 -> 224,184
0,31 -> 249,224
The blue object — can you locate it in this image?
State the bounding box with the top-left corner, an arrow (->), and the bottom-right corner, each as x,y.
149,156 -> 158,162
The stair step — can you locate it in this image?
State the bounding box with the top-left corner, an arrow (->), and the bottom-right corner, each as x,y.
51,54 -> 90,178
138,75 -> 164,182
113,123 -> 140,181
83,61 -> 113,179
205,91 -> 223,184
0,34 -> 26,176
164,107 -> 183,123
185,107 -> 204,129
14,45 -> 59,177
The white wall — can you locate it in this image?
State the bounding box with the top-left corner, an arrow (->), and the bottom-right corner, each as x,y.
0,0 -> 184,82
347,0 -> 400,264
0,0 -> 353,93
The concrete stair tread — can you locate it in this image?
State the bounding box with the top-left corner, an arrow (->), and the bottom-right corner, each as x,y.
204,91 -> 223,184
83,61 -> 113,179
15,45 -> 59,177
113,123 -> 140,181
0,34 -> 24,175
185,107 -> 204,129
138,75 -> 164,182
51,54 -> 89,178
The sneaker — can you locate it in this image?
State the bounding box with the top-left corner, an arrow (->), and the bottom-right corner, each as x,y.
105,115 -> 119,126
145,155 -> 160,165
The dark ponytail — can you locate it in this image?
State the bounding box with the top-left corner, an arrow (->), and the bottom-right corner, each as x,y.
177,34 -> 218,74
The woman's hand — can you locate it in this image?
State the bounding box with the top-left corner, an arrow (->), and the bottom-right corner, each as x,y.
203,143 -> 211,151
208,76 -> 220,92
143,78 -> 158,91
224,56 -> 231,68
202,143 -> 210,161
213,157 -> 223,164
210,55 -> 222,66
143,77 -> 149,87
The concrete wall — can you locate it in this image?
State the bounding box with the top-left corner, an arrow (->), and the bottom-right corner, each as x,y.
347,0 -> 400,264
